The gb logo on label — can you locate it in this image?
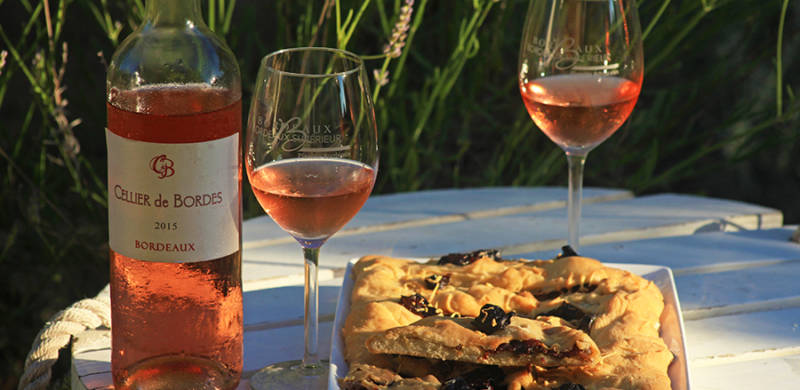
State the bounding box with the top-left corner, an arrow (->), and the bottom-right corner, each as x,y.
150,154 -> 175,179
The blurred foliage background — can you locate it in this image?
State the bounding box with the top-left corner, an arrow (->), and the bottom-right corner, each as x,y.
0,0 -> 797,387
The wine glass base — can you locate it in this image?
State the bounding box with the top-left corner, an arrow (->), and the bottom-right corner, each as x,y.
249,360 -> 330,390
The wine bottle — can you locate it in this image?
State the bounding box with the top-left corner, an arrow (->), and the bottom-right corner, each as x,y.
105,1 -> 242,389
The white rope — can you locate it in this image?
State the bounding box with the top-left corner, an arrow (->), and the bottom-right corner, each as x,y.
18,286 -> 111,390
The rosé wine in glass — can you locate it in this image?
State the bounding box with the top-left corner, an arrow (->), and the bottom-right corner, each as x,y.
520,74 -> 641,153
249,158 -> 375,246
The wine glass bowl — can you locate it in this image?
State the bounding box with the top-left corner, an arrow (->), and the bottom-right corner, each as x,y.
518,0 -> 643,248
246,48 -> 378,249
519,74 -> 641,153
248,158 -> 375,246
245,47 -> 378,389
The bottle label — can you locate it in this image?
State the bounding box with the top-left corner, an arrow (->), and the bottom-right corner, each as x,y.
106,130 -> 239,262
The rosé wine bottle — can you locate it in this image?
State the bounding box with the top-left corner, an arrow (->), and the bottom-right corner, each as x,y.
105,1 -> 242,389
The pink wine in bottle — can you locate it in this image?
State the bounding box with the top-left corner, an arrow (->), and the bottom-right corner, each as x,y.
106,1 -> 242,389
248,158 -> 375,244
107,86 -> 242,389
520,74 -> 641,151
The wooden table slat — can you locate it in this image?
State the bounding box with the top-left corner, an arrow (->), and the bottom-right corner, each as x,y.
521,227 -> 799,272
242,187 -> 633,247
685,307 -> 800,361
689,354 -> 800,389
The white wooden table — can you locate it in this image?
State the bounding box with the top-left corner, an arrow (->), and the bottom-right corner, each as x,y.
71,187 -> 800,389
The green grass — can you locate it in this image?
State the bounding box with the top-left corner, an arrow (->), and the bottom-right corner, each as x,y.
0,0 -> 798,388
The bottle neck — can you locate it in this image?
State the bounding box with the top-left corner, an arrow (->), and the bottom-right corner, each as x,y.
144,0 -> 203,27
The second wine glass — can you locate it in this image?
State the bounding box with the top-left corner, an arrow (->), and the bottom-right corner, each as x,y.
518,0 -> 644,250
245,47 -> 378,389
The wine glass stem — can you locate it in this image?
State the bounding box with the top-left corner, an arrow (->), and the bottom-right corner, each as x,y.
302,246 -> 320,368
566,152 -> 587,251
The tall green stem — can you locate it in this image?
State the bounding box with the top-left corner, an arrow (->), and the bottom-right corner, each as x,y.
642,0 -> 672,41
336,0 -> 373,49
776,0 -> 789,117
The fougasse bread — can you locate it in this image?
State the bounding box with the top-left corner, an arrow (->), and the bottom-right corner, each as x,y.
339,249 -> 673,390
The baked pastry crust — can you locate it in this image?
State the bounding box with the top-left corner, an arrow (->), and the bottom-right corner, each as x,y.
366,315 -> 600,367
339,364 -> 441,390
340,252 -> 673,390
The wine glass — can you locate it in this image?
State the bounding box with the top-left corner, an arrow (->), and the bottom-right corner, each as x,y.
245,47 -> 378,389
518,0 -> 643,251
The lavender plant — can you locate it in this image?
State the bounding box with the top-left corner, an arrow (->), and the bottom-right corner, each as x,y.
371,0 -> 414,98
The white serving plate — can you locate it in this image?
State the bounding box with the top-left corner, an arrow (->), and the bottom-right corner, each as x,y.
329,260 -> 691,390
